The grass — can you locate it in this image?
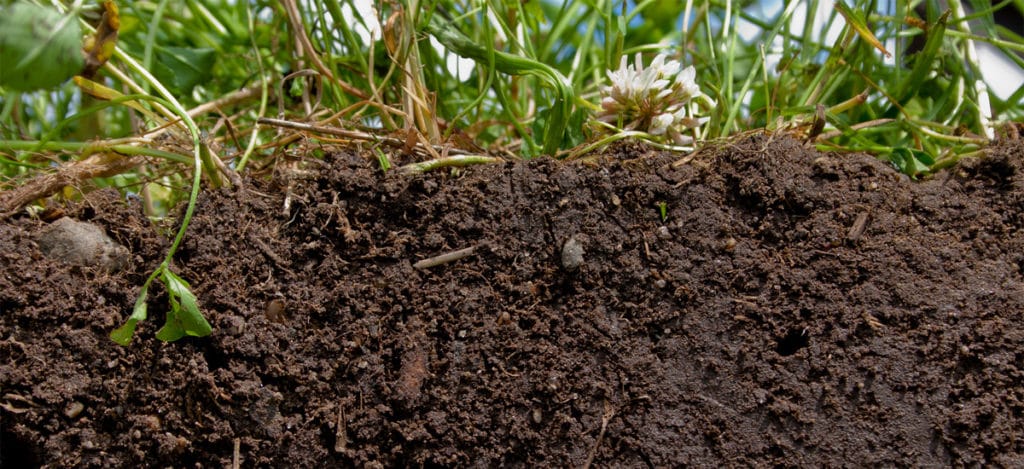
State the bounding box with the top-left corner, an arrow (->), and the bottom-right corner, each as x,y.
1,0 -> 1022,342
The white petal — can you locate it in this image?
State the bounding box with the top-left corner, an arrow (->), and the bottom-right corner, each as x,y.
678,66 -> 696,85
650,53 -> 666,70
661,59 -> 681,77
650,79 -> 671,91
650,113 -> 675,135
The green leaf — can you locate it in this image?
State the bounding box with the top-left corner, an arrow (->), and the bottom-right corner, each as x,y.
375,148 -> 391,172
155,316 -> 186,341
111,284 -> 150,346
834,2 -> 890,58
0,3 -> 84,92
155,270 -> 212,342
886,147 -> 935,178
152,46 -> 217,94
562,108 -> 588,148
111,319 -> 139,346
521,0 -> 545,20
288,78 -> 304,98
896,10 -> 949,105
520,139 -> 541,159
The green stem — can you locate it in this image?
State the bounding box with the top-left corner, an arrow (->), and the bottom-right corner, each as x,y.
236,5 -> 270,173
424,14 -> 573,156
397,154 -> 502,173
0,140 -> 191,164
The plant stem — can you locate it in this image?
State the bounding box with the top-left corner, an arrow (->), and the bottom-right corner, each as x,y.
0,140 -> 191,164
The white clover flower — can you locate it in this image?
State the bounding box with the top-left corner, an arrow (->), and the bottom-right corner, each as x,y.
598,52 -> 712,145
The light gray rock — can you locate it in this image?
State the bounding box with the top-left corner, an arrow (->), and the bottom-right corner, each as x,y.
561,236 -> 585,271
35,217 -> 129,273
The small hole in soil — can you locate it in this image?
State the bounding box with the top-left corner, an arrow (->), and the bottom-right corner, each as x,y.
775,328 -> 809,356
2,428 -> 41,467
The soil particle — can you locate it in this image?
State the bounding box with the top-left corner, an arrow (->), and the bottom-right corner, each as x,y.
2,134 -> 1024,466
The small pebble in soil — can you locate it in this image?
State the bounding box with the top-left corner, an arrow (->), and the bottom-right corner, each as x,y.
561,236 -> 585,271
265,299 -> 288,324
657,226 -> 671,239
35,217 -> 129,272
143,415 -> 162,431
64,401 -> 85,419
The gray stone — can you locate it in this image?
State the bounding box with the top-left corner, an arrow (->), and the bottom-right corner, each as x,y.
35,217 -> 129,273
561,236 -> 585,271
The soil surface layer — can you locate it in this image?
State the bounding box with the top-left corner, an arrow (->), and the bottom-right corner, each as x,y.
2,134 -> 1023,467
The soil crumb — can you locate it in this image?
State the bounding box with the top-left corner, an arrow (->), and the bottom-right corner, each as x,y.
2,135 -> 1023,467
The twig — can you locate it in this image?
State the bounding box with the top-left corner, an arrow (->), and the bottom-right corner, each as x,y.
413,246 -> 478,270
187,84 -> 266,119
335,405 -> 348,452
846,210 -> 871,242
231,438 -> 241,469
254,237 -> 295,275
581,400 -> 616,469
0,152 -> 138,219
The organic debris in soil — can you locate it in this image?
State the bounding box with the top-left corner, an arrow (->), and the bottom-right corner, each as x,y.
2,134 -> 1023,466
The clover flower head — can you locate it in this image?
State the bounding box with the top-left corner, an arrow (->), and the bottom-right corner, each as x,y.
598,53 -> 712,145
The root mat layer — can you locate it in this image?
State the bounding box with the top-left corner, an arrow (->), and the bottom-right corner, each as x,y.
2,135 -> 1023,466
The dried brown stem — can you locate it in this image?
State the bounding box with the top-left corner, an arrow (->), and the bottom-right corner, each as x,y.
256,117 -> 477,157
582,400 -> 617,469
1,153 -> 138,219
413,246 -> 478,270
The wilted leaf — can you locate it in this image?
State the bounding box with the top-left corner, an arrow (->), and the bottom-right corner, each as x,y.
81,0 -> 120,78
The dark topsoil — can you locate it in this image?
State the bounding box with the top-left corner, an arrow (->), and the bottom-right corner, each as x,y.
2,134 -> 1023,467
